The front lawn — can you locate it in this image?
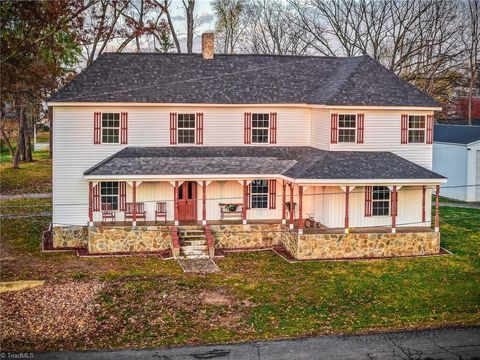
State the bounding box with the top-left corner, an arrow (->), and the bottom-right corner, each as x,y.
0,199 -> 479,351
0,151 -> 51,195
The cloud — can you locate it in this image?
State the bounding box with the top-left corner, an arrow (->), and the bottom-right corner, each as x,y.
172,15 -> 185,21
199,12 -> 214,24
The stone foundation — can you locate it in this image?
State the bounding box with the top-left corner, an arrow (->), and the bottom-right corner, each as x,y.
52,224 -> 440,260
88,226 -> 172,254
52,226 -> 88,248
210,224 -> 288,249
296,231 -> 440,260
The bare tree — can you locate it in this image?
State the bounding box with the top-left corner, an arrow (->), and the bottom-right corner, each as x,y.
243,0 -> 313,55
212,0 -> 246,54
182,0 -> 195,53
463,0 -> 480,124
154,0 -> 181,52
82,0 -> 128,65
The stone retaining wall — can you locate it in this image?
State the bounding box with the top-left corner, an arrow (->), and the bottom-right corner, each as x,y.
52,226 -> 88,248
296,231 -> 440,260
88,226 -> 172,253
210,224 -> 288,249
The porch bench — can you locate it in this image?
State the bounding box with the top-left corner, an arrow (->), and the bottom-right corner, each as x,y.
124,202 -> 146,221
219,203 -> 243,220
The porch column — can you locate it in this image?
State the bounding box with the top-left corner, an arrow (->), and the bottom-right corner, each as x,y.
289,183 -> 294,229
391,186 -> 397,233
281,180 -> 286,224
435,185 -> 440,232
422,185 -> 426,223
242,180 -> 247,225
174,181 -> 179,226
132,181 -> 137,226
88,181 -> 93,225
298,185 -> 303,234
202,180 -> 207,225
344,186 -> 350,234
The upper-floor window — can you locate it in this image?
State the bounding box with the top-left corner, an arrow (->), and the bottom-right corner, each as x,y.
408,115 -> 426,143
101,181 -> 119,210
338,114 -> 356,143
178,114 -> 196,144
251,180 -> 268,208
102,113 -> 120,143
372,186 -> 390,216
252,113 -> 269,143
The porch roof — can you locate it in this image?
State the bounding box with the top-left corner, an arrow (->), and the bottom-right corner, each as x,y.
84,146 -> 445,182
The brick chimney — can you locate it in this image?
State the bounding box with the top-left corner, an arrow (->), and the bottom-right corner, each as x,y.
202,32 -> 214,60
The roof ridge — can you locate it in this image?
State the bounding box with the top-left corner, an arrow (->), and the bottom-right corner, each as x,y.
323,56 -> 369,104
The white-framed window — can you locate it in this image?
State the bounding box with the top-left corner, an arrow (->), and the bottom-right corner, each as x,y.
251,180 -> 268,209
101,181 -> 119,210
102,113 -> 120,143
338,114 -> 356,143
252,113 -> 269,143
178,113 -> 196,144
372,186 -> 390,216
408,115 -> 426,143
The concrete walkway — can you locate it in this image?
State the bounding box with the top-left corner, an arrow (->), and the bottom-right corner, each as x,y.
35,326 -> 480,360
0,193 -> 51,201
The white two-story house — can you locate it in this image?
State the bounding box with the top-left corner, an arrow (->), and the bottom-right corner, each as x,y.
46,33 -> 445,260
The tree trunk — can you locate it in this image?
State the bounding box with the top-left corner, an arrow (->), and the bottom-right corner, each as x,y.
185,0 -> 195,53
24,109 -> 33,162
12,108 -> 24,168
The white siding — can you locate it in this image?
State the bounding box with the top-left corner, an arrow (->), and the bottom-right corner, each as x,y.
53,105 -> 437,226
302,186 -> 431,229
432,143 -> 468,201
330,109 -> 434,169
310,109 -> 330,150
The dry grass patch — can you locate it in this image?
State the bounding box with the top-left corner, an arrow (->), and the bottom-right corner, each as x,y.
1,280 -> 104,351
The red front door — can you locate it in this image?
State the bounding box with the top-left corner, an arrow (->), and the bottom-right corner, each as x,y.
177,181 -> 197,222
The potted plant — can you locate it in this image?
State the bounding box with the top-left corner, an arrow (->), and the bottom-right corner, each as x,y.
226,204 -> 237,212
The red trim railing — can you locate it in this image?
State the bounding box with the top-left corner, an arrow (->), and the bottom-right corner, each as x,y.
170,226 -> 180,258
205,225 -> 215,258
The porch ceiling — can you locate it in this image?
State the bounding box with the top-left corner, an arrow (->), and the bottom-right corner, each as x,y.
84,146 -> 445,182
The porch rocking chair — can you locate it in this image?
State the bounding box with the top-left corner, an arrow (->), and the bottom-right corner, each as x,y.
155,201 -> 167,223
101,203 -> 116,223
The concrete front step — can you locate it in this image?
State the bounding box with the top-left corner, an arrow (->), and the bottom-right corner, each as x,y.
182,239 -> 207,245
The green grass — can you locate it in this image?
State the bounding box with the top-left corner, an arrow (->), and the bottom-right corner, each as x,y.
1,199 -> 479,351
0,151 -> 51,194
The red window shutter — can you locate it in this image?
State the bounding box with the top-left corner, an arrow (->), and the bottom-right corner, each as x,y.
269,180 -> 277,209
246,183 -> 251,209
94,112 -> 101,144
364,186 -> 373,217
401,114 -> 408,144
426,114 -> 434,144
120,112 -> 128,144
356,113 -> 364,144
119,181 -> 127,211
244,112 -> 251,144
93,183 -> 100,211
170,112 -> 177,145
269,112 -> 277,144
196,112 -> 204,145
331,113 -> 338,144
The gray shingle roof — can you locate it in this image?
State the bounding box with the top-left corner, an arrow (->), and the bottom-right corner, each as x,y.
84,146 -> 444,180
50,53 -> 439,107
434,124 -> 480,145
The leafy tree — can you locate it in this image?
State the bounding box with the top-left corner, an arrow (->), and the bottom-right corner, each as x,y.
1,0 -> 91,167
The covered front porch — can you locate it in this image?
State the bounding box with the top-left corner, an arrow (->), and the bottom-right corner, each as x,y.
85,178 -> 442,235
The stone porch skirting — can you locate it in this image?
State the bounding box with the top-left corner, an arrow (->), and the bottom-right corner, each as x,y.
52,225 -> 440,259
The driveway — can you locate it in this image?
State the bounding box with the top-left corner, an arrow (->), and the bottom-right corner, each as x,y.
34,326 -> 480,359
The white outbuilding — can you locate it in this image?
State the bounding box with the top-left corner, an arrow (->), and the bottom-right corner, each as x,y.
433,124 -> 480,202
